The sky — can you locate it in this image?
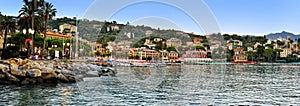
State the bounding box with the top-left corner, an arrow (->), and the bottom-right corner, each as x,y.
0,0 -> 300,36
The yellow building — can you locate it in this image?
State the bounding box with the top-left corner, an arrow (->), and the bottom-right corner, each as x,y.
280,48 -> 292,58
59,24 -> 76,33
160,50 -> 169,63
129,48 -> 160,61
45,31 -> 72,39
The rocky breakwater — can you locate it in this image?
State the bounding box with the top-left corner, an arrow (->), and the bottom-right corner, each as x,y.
0,58 -> 116,84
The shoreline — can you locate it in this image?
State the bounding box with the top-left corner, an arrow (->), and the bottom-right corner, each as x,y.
0,58 -> 116,85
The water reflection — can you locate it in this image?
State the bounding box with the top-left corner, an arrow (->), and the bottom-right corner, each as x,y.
1,65 -> 300,105
130,67 -> 151,80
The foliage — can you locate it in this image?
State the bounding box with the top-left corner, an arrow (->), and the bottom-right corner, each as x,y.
277,41 -> 285,46
286,54 -> 299,62
167,46 -> 177,52
1,46 -> 20,59
263,48 -> 274,62
97,34 -> 116,46
48,17 -> 76,30
39,1 -> 57,56
95,51 -> 100,56
194,46 -> 206,51
0,16 -> 17,49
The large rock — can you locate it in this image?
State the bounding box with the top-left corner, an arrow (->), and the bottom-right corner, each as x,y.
86,71 -> 100,77
61,69 -> 75,75
10,69 -> 27,77
41,69 -> 58,80
18,59 -> 30,66
10,62 -> 19,69
75,75 -> 84,81
65,74 -> 76,82
5,72 -> 20,82
19,62 -> 33,70
27,69 -> 42,77
57,73 -> 69,82
0,64 -> 9,73
30,62 -> 42,69
41,67 -> 54,74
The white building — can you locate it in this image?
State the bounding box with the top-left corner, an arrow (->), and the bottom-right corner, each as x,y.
280,48 -> 292,58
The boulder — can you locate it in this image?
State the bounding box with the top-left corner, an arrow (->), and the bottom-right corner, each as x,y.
10,62 -> 19,69
18,59 -> 29,66
30,62 -> 42,69
5,72 -> 20,82
41,67 -> 54,74
45,63 -> 54,69
27,69 -> 42,77
61,69 -> 75,75
0,64 -> 9,73
86,71 -> 100,77
10,69 -> 27,77
8,58 -> 18,65
75,75 -> 84,81
19,63 -> 31,70
0,74 -> 5,79
101,67 -> 117,76
41,70 -> 58,80
57,73 -> 69,82
65,75 -> 76,82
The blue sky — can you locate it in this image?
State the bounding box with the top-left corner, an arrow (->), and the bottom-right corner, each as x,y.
0,0 -> 300,35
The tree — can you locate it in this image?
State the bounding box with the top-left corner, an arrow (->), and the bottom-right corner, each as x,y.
134,55 -> 140,60
146,56 -> 152,62
265,44 -> 274,49
167,46 -> 177,52
274,48 -> 283,61
246,51 -> 255,61
277,41 -> 285,46
18,2 -> 32,37
95,51 -> 100,56
0,16 -> 17,49
20,0 -> 45,55
255,45 -> 265,61
263,48 -> 274,62
7,33 -> 27,50
40,2 -> 56,58
194,46 -> 206,51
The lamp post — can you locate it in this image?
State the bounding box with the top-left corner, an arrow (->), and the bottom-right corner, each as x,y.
62,37 -> 64,59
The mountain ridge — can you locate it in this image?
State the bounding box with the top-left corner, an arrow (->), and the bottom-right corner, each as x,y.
265,31 -> 300,41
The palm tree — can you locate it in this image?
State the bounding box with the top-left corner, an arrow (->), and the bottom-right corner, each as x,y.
18,4 -> 32,37
19,0 -> 44,55
40,2 -> 56,58
0,16 -> 17,50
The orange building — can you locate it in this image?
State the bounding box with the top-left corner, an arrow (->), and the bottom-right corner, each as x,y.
168,51 -> 179,62
233,47 -> 248,63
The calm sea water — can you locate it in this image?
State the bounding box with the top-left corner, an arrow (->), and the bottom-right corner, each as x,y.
0,65 -> 299,105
